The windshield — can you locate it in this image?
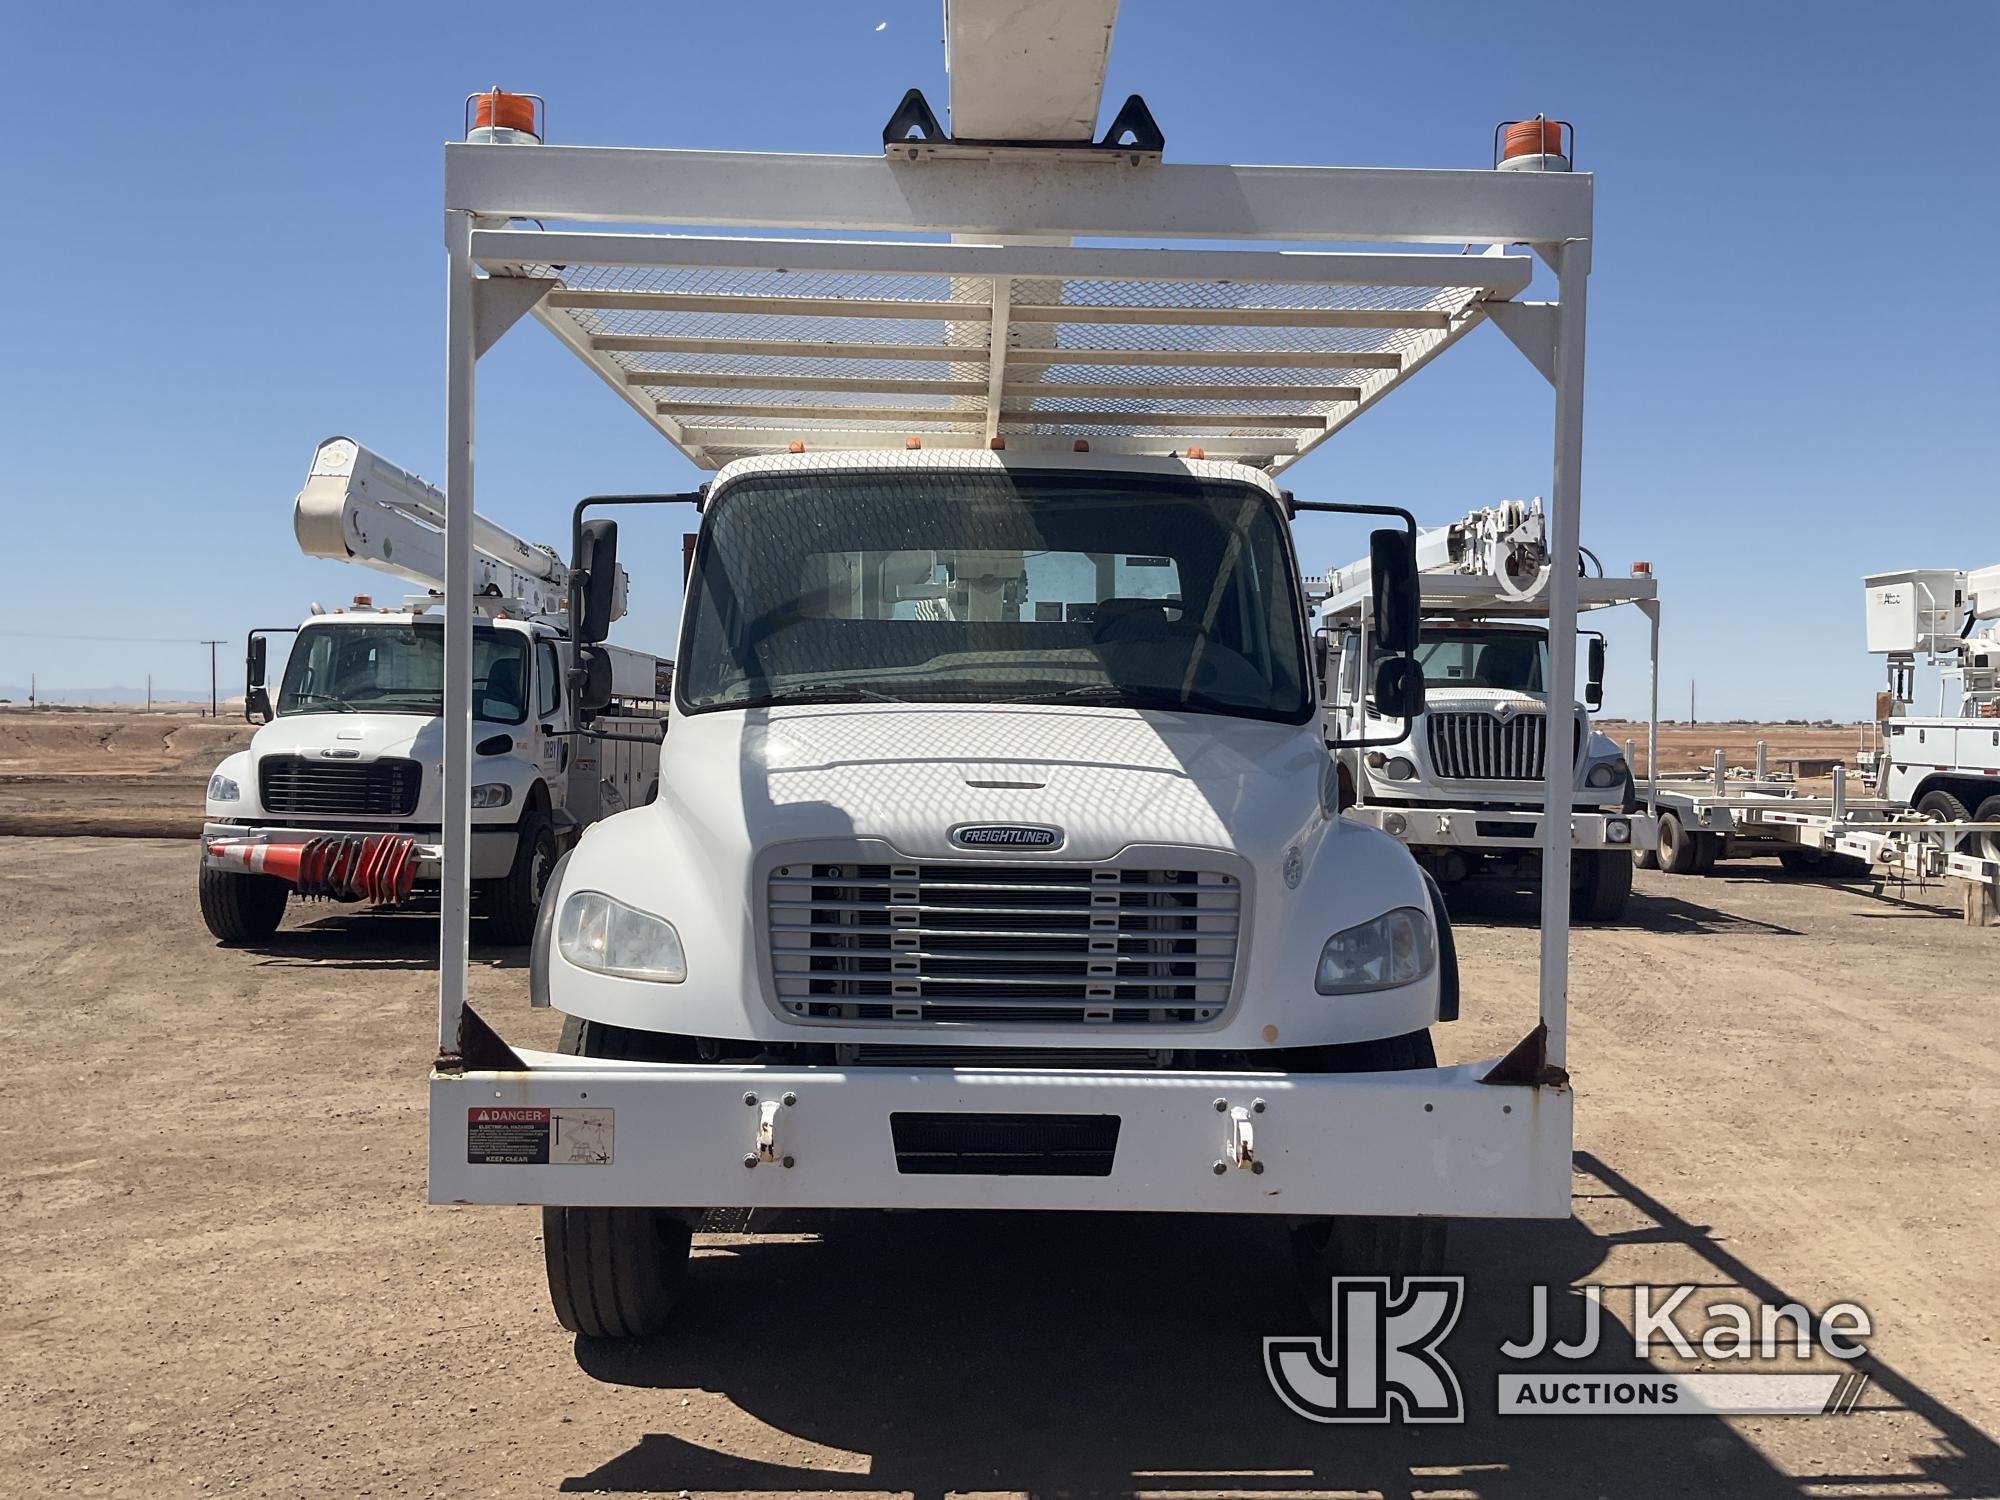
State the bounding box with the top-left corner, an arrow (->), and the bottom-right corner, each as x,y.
276,621 -> 531,723
1416,627 -> 1549,694
677,469 -> 1312,723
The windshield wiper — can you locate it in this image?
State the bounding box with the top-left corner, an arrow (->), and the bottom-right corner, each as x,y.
285,692 -> 359,714
775,683 -> 916,705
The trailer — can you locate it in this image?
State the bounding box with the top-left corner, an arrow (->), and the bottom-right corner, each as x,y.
1639,560 -> 2000,924
420,2 -> 1601,1337
1310,499 -> 1659,921
198,437 -> 670,945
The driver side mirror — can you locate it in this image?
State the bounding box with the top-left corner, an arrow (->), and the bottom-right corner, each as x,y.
1585,636 -> 1606,711
244,635 -> 272,724
574,520 -> 619,646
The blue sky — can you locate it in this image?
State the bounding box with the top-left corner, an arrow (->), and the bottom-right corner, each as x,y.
3,1 -> 1994,716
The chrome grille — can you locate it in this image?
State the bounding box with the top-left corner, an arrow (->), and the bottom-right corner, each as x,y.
258,756 -> 421,817
768,861 -> 1240,1026
1425,712 -> 1580,781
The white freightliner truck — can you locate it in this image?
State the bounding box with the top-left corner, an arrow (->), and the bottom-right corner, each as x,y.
1312,499 -> 1659,921
199,437 -> 670,945
421,10 -> 1596,1339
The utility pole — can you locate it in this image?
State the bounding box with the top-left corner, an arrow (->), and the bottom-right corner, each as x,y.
200,640 -> 225,719
1689,679 -> 1695,726
147,674 -> 153,712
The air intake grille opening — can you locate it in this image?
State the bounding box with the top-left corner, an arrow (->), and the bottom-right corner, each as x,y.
890,1112 -> 1120,1176
258,756 -> 422,817
769,861 -> 1240,1026
1425,713 -> 1581,781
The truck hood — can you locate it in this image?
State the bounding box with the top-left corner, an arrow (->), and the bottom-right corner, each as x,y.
651,703 -> 1326,863
250,712 -> 445,768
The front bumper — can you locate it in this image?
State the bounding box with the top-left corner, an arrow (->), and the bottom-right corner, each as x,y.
201,822 -> 518,881
1347,807 -> 1658,853
428,1052 -> 1572,1218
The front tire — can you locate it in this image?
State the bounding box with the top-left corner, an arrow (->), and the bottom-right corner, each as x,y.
1570,848 -> 1633,922
1289,1029 -> 1448,1307
541,1016 -> 697,1339
198,864 -> 287,944
482,813 -> 555,945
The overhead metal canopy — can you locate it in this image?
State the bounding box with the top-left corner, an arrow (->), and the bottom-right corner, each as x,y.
472,222 -> 1536,473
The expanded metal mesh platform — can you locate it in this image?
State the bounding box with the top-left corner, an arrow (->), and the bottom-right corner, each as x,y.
471,228 -> 1533,472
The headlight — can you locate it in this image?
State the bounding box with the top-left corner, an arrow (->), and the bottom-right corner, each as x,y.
1585,756 -> 1629,789
556,890 -> 686,982
207,773 -> 240,802
470,782 -> 513,808
1382,756 -> 1417,781
1316,906 -> 1436,994
1606,818 -> 1632,844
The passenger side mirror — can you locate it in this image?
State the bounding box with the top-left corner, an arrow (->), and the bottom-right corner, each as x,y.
1313,631 -> 1331,697
1369,528 -> 1420,655
575,644 -> 614,714
574,520 -> 620,645
244,635 -> 272,724
1586,636 -> 1606,711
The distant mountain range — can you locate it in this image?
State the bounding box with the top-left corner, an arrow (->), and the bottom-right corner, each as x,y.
0,685 -> 234,706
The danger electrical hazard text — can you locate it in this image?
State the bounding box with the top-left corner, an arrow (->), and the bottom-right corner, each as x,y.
467,1107 -> 614,1166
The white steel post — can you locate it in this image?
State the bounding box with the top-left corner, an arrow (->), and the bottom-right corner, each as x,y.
439,211 -> 477,1053
1535,239 -> 1589,1071
1644,598 -> 1660,816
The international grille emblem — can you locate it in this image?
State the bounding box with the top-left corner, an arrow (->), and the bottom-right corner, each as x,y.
1492,704 -> 1517,722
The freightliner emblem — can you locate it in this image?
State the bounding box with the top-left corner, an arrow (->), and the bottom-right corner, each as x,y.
950,823 -> 1064,851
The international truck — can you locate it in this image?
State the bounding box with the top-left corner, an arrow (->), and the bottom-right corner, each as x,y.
1312,499 -> 1660,920
198,437 -> 669,944
420,4 -> 1596,1340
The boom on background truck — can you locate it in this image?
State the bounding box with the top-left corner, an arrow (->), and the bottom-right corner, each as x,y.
199,438 -> 670,945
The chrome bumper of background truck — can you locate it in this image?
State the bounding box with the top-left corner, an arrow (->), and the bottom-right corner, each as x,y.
1348,807 -> 1658,853
428,1054 -> 1573,1218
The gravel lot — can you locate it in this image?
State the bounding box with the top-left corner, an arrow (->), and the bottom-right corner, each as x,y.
3,837 -> 1996,1498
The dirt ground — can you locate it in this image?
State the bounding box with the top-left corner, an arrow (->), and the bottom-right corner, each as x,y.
3,837 -> 1996,1499
1599,721 -> 1871,779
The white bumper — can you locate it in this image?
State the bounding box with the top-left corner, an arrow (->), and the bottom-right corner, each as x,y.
1347,807 -> 1657,853
428,1054 -> 1572,1218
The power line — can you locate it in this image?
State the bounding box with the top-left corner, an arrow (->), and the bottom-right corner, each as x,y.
0,629 -> 215,645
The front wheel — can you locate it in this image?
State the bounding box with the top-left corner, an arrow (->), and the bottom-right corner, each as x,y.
1570,848 -> 1633,922
1289,1029 -> 1448,1309
481,813 -> 556,945
541,1016 -> 698,1339
198,864 -> 287,944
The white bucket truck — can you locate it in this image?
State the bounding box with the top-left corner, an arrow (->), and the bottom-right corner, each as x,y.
1866,563 -> 2000,862
421,14 -> 1596,1338
1312,499 -> 1660,920
199,437 -> 669,944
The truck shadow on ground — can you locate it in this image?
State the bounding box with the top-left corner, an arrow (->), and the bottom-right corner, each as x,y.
560,1153 -> 1999,1499
245,910 -> 529,970
1439,881 -> 1802,938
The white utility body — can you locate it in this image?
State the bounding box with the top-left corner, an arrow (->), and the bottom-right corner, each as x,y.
1866,565 -> 2000,848
422,3 -> 1599,1338
198,437 -> 669,945
1311,499 -> 1659,921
